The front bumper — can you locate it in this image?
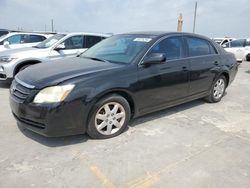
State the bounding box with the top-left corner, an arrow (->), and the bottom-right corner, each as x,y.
10,95 -> 88,137
0,62 -> 15,81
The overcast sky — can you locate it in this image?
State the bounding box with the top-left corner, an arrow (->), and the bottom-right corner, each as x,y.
0,0 -> 249,38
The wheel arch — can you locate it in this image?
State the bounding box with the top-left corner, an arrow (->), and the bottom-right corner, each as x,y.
89,89 -> 136,119
14,60 -> 41,75
220,71 -> 230,87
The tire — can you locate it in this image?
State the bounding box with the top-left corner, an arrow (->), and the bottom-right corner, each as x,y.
87,94 -> 131,139
246,54 -> 250,61
204,75 -> 227,103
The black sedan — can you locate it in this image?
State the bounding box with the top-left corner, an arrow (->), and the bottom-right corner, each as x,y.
10,32 -> 238,139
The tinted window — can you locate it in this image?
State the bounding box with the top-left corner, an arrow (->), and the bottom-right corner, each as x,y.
29,35 -> 46,43
22,35 -> 29,43
230,39 -> 245,48
62,35 -> 84,49
149,36 -> 183,60
187,37 -> 211,57
85,36 -> 102,48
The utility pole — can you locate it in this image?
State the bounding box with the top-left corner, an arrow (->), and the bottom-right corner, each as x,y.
177,13 -> 183,32
51,19 -> 54,32
193,2 -> 197,33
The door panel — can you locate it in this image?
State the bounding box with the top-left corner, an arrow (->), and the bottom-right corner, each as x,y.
137,59 -> 189,112
185,36 -> 219,94
136,36 -> 189,113
188,55 -> 219,94
48,35 -> 86,60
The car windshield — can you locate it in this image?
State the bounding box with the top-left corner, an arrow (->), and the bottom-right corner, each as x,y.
35,34 -> 66,48
81,35 -> 153,64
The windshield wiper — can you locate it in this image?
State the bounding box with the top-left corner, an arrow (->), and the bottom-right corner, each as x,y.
82,56 -> 108,63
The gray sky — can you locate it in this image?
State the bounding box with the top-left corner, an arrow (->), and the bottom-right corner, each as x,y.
0,0 -> 249,38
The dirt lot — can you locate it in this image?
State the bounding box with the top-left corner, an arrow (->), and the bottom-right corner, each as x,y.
0,62 -> 250,188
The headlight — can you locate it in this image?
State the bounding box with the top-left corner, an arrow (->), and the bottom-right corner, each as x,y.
33,85 -> 75,103
0,56 -> 17,63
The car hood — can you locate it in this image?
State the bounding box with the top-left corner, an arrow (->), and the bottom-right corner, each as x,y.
16,57 -> 125,89
0,47 -> 48,56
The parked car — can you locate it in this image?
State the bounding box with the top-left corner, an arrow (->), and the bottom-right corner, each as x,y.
212,37 -> 235,46
10,32 -> 238,139
0,32 -> 111,82
0,32 -> 53,52
0,29 -> 13,37
222,39 -> 250,62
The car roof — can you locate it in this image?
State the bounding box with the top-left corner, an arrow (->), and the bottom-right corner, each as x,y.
57,32 -> 112,37
4,32 -> 50,36
121,31 -> 211,40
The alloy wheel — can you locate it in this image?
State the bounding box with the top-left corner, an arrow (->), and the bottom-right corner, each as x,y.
213,78 -> 225,100
95,102 -> 126,135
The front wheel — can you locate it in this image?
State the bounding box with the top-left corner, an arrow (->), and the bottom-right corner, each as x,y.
87,94 -> 131,139
204,75 -> 227,103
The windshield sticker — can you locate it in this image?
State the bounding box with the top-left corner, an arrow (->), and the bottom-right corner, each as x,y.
133,38 -> 152,42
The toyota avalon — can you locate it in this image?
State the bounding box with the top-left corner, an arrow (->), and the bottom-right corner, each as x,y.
9,32 -> 238,139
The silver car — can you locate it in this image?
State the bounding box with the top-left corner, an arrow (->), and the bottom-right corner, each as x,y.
0,32 -> 111,82
0,32 -> 53,51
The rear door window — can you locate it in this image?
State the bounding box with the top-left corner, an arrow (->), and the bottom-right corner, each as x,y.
84,36 -> 103,48
186,37 -> 214,57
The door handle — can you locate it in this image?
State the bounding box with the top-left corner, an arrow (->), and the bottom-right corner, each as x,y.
214,61 -> 219,66
182,66 -> 188,71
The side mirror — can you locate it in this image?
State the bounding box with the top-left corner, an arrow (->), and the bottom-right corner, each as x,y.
222,44 -> 227,48
76,51 -> 81,57
55,43 -> 65,51
142,53 -> 166,66
3,41 -> 10,48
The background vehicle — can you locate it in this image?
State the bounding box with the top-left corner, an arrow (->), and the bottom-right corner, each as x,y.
0,29 -> 13,37
0,32 -> 111,82
212,37 -> 235,46
10,32 -> 238,139
223,39 -> 250,62
0,32 -> 53,51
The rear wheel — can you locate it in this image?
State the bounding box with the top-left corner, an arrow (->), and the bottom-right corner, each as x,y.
87,94 -> 131,139
204,75 -> 227,103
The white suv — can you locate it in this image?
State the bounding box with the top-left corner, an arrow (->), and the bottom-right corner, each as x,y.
212,37 -> 235,46
0,32 -> 111,82
0,32 -> 53,52
223,39 -> 250,62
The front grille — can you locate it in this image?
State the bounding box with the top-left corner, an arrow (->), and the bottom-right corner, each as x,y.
13,113 -> 46,129
10,78 -> 34,103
